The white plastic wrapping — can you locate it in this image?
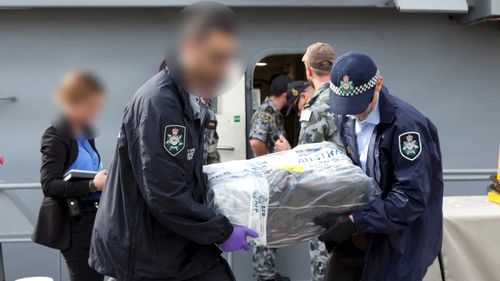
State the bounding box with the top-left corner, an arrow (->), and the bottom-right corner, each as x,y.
204,142 -> 379,247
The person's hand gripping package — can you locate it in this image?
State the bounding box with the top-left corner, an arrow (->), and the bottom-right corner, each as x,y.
219,224 -> 259,252
314,213 -> 357,245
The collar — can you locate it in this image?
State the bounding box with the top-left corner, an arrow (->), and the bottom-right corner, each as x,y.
304,81 -> 330,107
354,93 -> 380,134
359,92 -> 380,126
165,61 -> 196,121
378,86 -> 396,124
312,81 -> 330,99
264,97 -> 279,112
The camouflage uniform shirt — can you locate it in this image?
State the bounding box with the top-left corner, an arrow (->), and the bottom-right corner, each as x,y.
249,97 -> 285,153
298,82 -> 342,148
203,107 -> 221,165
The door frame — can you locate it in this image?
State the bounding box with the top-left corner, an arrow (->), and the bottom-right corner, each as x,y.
244,47 -> 306,158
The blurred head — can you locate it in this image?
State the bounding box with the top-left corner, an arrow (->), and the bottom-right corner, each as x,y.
269,74 -> 292,110
177,3 -> 238,97
296,85 -> 315,115
285,81 -> 313,116
329,52 -> 383,119
57,71 -> 105,128
303,42 -> 336,85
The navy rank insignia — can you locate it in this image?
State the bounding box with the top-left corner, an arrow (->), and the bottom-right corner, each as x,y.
399,132 -> 421,161
164,125 -> 186,156
258,112 -> 273,122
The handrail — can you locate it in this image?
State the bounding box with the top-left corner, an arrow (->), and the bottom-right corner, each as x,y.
0,96 -> 17,102
0,169 -> 495,190
0,183 -> 40,190
443,169 -> 496,181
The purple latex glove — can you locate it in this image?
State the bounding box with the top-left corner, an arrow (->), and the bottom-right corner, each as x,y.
219,225 -> 259,252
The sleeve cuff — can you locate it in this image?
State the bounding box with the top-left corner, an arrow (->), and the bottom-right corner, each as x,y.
248,134 -> 267,143
352,210 -> 368,232
216,215 -> 234,244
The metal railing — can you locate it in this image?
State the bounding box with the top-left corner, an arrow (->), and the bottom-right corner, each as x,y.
0,169 -> 495,192
442,169 -> 496,181
0,96 -> 17,102
0,183 -> 40,190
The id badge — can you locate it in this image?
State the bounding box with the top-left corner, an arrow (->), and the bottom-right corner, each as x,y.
300,110 -> 312,122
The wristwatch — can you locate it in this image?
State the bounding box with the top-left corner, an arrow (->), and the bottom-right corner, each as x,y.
88,180 -> 97,193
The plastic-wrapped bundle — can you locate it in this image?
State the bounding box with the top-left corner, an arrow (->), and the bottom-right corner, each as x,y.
204,142 -> 379,247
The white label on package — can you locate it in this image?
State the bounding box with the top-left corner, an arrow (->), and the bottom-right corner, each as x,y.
297,147 -> 348,168
248,172 -> 269,246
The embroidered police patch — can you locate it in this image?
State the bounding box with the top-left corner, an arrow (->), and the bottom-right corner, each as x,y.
164,125 -> 186,156
399,132 -> 421,161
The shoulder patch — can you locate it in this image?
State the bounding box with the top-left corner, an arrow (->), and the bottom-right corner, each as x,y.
265,106 -> 274,114
164,125 -> 186,156
258,112 -> 273,122
399,132 -> 421,161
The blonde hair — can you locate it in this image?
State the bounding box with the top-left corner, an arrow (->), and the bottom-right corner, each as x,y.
57,71 -> 104,104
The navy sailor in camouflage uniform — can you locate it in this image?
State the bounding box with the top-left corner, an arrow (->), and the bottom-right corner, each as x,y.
274,43 -> 342,281
203,98 -> 221,165
248,74 -> 291,281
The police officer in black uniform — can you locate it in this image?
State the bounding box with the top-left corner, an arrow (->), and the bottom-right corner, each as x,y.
315,52 -> 443,281
89,5 -> 258,281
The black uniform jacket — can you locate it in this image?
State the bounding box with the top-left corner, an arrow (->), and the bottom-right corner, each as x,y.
337,87 -> 443,281
89,67 -> 233,281
32,118 -> 99,250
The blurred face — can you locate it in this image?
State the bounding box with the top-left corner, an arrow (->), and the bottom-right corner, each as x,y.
182,29 -> 237,97
305,65 -> 314,84
354,77 -> 383,121
61,93 -> 104,127
296,86 -> 315,114
273,92 -> 287,110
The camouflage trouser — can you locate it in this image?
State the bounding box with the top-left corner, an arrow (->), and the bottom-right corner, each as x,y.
252,246 -> 278,280
309,238 -> 330,281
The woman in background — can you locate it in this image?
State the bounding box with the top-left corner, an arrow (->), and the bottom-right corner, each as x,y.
33,71 -> 107,281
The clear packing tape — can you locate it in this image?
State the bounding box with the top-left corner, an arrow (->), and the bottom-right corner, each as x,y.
204,142 -> 380,247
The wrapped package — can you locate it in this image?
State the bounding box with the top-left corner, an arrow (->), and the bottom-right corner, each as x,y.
204,142 -> 379,247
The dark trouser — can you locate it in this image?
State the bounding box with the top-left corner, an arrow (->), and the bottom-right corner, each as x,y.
324,239 -> 364,281
324,254 -> 364,281
185,258 -> 236,281
62,207 -> 103,281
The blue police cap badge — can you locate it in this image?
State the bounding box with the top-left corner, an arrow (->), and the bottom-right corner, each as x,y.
331,70 -> 381,97
339,74 -> 355,96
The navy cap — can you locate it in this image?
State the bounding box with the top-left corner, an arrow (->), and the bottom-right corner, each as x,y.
286,81 -> 311,116
329,52 -> 381,115
270,74 -> 292,96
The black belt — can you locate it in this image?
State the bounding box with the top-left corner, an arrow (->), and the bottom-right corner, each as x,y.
80,200 -> 99,211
